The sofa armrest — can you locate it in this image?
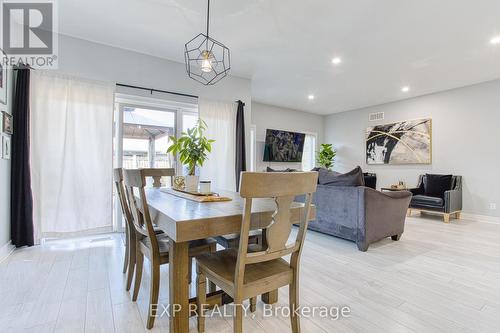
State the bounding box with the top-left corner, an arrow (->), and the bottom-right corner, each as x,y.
444,189 -> 462,213
360,188 -> 412,248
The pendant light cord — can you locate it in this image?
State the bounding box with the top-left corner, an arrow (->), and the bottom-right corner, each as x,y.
206,0 -> 210,37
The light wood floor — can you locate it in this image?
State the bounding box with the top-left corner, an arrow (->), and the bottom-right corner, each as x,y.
1,215 -> 500,332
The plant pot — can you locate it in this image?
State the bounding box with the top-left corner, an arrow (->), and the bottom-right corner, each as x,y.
185,175 -> 199,192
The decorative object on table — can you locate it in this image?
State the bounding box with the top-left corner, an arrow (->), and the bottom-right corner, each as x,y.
173,176 -> 186,190
199,180 -> 211,194
2,111 -> 12,134
184,0 -> 230,85
167,118 -> 215,192
1,134 -> 11,159
316,143 -> 337,170
390,181 -> 407,190
408,174 -> 462,223
161,187 -> 231,202
263,129 -> 305,162
0,50 -> 7,104
366,118 -> 432,165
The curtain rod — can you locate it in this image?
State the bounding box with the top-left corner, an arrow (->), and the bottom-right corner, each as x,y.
116,83 -> 198,99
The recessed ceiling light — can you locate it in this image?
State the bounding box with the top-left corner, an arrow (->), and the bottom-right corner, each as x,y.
490,36 -> 500,45
331,57 -> 342,65
308,94 -> 315,100
401,86 -> 410,93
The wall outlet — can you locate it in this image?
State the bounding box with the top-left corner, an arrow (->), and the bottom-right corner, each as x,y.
490,203 -> 497,210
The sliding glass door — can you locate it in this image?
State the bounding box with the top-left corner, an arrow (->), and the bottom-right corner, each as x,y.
113,101 -> 198,231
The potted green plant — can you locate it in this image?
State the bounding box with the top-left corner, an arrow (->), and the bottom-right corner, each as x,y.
317,143 -> 336,170
167,119 -> 215,191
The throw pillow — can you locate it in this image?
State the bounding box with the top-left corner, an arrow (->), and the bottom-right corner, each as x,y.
424,174 -> 453,198
266,167 -> 297,172
318,166 -> 365,186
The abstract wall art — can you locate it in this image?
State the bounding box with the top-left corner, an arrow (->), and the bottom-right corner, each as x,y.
366,118 -> 432,164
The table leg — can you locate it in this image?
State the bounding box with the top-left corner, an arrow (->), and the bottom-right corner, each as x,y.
169,240 -> 189,333
261,228 -> 279,304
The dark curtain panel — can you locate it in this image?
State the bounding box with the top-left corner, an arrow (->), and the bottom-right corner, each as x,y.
235,100 -> 246,191
11,67 -> 34,247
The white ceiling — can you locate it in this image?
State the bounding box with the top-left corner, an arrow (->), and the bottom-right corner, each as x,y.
59,0 -> 500,115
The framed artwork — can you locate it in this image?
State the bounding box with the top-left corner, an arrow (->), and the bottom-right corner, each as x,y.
0,50 -> 6,105
366,118 -> 432,165
1,134 -> 11,160
2,111 -> 12,135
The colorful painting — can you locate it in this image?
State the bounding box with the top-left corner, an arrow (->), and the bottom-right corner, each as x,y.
366,118 -> 432,164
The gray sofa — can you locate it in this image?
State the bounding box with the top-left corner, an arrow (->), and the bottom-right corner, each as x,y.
305,184 -> 412,251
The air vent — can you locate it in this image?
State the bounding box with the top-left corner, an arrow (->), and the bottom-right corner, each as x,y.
369,112 -> 384,121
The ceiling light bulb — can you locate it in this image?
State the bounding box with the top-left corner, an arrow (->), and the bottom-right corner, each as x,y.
401,86 -> 410,93
490,36 -> 500,45
200,51 -> 214,73
308,94 -> 315,100
331,57 -> 342,65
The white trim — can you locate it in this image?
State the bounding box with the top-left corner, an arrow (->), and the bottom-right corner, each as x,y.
461,213 -> 500,224
0,241 -> 15,263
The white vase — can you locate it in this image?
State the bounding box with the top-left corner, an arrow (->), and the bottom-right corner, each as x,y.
185,175 -> 199,192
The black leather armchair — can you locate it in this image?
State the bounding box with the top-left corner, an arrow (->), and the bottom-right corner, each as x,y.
408,175 -> 462,223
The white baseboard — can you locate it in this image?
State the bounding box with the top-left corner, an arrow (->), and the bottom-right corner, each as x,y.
461,213 -> 500,224
0,240 -> 15,263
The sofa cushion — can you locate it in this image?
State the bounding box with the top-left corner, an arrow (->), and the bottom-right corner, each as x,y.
411,194 -> 444,207
318,166 -> 365,186
424,174 -> 452,198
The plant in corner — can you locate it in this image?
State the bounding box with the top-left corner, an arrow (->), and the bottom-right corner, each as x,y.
167,119 -> 214,191
317,144 -> 336,170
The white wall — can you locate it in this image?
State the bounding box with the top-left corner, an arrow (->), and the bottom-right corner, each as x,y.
251,102 -> 324,171
0,69 -> 14,249
325,79 -> 500,217
56,34 -> 253,163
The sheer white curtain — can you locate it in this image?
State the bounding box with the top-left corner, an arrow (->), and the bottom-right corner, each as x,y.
199,98 -> 236,191
30,71 -> 115,242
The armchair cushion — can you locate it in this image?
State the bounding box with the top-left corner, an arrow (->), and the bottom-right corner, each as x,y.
424,174 -> 452,198
411,195 -> 444,208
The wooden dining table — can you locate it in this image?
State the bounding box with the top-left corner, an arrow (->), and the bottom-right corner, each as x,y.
137,187 -> 315,333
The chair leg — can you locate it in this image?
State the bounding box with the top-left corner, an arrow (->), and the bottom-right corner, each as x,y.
233,297 -> 243,333
126,237 -> 136,291
122,228 -> 129,274
132,250 -> 144,301
188,257 -> 193,285
289,274 -> 300,333
196,265 -> 206,333
455,212 -> 461,219
146,263 -> 160,329
250,297 -> 257,313
407,209 -> 412,217
443,213 -> 451,223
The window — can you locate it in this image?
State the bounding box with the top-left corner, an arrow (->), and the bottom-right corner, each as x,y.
301,133 -> 317,171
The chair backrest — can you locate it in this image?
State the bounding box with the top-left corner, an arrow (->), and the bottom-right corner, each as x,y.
113,168 -> 134,233
123,168 -> 175,253
235,172 -> 318,284
418,174 -> 462,191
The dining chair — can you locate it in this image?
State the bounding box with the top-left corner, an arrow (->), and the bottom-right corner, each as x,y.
195,171 -> 318,333
123,168 -> 217,329
114,168 -> 168,291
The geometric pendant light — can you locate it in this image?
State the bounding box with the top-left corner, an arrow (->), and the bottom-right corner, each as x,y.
184,0 -> 231,85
